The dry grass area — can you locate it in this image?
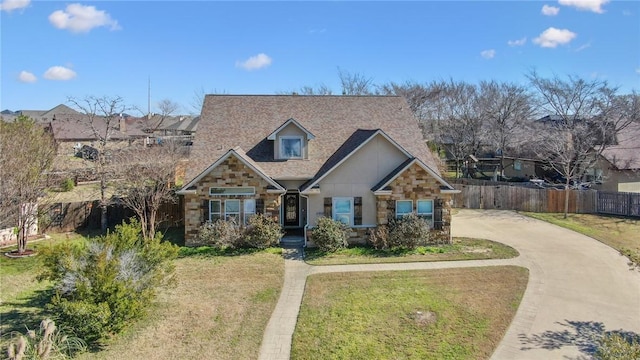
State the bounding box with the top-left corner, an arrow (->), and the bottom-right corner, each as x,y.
523,213 -> 640,264
292,266 -> 528,360
75,252 -> 284,360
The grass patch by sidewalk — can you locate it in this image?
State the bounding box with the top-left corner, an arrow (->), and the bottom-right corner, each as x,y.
292,266 -> 528,360
75,251 -> 284,360
304,237 -> 518,265
0,233 -> 88,337
1,234 -> 284,359
523,212 -> 640,267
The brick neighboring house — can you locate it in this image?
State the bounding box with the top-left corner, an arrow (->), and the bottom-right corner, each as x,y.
177,95 -> 459,246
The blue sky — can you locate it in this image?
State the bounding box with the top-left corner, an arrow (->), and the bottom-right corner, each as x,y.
1,0 -> 639,114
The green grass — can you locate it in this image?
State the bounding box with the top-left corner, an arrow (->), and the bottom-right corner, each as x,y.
75,252 -> 284,360
292,266 -> 528,360
522,212 -> 640,267
0,233 -> 88,338
304,237 -> 519,265
1,233 -> 285,359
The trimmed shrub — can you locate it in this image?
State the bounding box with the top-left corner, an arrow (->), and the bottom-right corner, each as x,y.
243,214 -> 283,249
60,178 -> 75,192
39,219 -> 178,345
387,214 -> 430,249
595,333 -> 640,360
196,219 -> 242,249
5,319 -> 86,360
368,225 -> 390,250
311,217 -> 348,252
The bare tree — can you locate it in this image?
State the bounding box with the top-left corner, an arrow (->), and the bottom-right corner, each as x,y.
527,72 -> 636,217
478,80 -> 535,178
190,87 -> 226,115
436,80 -> 485,178
139,99 -> 181,134
67,96 -> 131,231
377,80 -> 449,140
278,84 -> 334,95
116,143 -> 185,239
338,67 -> 374,95
0,116 -> 56,253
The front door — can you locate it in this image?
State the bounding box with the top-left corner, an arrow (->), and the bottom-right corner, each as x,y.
284,193 -> 299,227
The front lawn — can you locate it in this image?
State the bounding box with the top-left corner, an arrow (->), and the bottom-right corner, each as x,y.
304,237 -> 518,265
75,251 -> 284,360
1,235 -> 284,359
292,266 -> 528,360
523,213 -> 640,266
0,233 -> 88,337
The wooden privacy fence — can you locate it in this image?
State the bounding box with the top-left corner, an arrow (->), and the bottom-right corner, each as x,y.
452,184 -> 597,214
597,191 -> 640,217
41,197 -> 183,233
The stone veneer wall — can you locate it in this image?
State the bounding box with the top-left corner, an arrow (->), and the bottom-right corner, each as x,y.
184,156 -> 281,246
375,162 -> 453,243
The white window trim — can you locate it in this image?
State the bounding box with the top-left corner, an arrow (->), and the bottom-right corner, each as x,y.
243,199 -> 256,225
416,199 -> 434,227
279,136 -> 304,159
224,199 -> 241,222
210,187 -> 255,196
395,200 -> 413,219
332,197 -> 354,226
209,200 -> 221,222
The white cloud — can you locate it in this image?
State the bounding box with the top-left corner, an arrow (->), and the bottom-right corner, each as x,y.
533,27 -> 577,48
508,37 -> 527,47
480,49 -> 496,59
541,5 -> 560,16
236,53 -> 273,71
18,71 -> 36,83
558,0 -> 609,14
636,68 -> 640,75
43,66 -> 77,81
49,3 -> 120,33
0,0 -> 29,12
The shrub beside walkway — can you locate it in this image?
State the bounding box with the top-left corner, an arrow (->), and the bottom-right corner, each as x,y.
258,210 -> 640,360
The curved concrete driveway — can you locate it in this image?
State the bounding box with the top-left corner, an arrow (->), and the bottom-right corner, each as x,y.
454,210 -> 640,359
259,210 -> 640,360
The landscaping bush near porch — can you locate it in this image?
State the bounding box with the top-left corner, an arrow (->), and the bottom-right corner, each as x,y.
291,266 -> 528,360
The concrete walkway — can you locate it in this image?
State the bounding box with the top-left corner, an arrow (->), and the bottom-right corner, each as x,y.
258,210 -> 640,360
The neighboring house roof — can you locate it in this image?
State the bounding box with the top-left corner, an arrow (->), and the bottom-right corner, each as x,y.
162,116 -> 200,133
186,95 -> 441,182
179,147 -> 286,194
50,114 -> 147,141
600,123 -> 640,170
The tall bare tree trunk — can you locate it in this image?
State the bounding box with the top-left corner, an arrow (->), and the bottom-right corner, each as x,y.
564,177 -> 570,219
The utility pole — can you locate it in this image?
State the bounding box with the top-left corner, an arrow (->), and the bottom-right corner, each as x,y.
147,76 -> 151,119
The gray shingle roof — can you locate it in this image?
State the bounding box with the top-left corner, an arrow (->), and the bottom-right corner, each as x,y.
185,95 -> 441,183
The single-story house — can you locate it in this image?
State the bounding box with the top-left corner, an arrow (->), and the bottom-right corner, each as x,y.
177,95 -> 459,246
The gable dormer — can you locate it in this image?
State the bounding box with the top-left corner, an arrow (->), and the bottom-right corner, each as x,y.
267,118 -> 315,160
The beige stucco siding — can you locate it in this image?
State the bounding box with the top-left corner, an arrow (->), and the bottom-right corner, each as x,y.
308,134 -> 409,226
274,123 -> 308,159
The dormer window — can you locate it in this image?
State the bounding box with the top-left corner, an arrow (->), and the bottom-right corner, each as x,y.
267,118 -> 315,160
280,136 -> 303,159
